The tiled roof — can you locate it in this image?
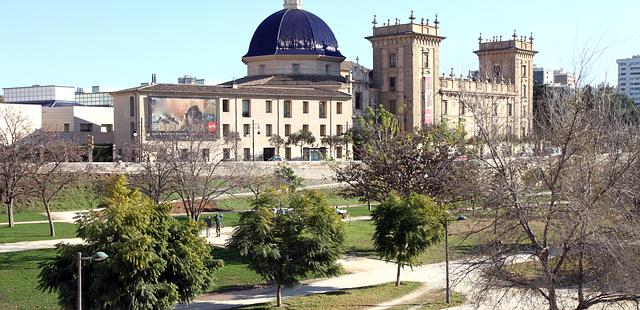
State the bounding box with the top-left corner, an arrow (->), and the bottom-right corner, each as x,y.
220,75 -> 346,87
112,84 -> 351,100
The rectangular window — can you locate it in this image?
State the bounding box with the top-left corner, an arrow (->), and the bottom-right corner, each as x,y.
319,102 -> 327,118
355,92 -> 363,110
80,123 -> 93,132
443,100 -> 448,115
292,64 -> 301,75
389,53 -> 397,68
100,124 -> 113,133
336,102 -> 343,114
266,124 -> 273,137
130,99 -> 135,117
423,51 -> 430,68
259,64 -> 266,75
285,147 -> 292,160
494,65 -> 502,79
243,148 -> 251,161
336,124 -> 343,135
460,102 -> 465,116
284,100 -> 292,118
223,148 -> 231,160
266,100 -> 272,113
243,124 -> 250,137
389,77 -> 397,92
303,101 -> 309,114
320,124 -> 326,137
222,124 -> 230,137
285,124 -> 291,136
521,64 -> 527,77
242,100 -> 251,117
201,149 -> 210,162
522,85 -> 527,97
303,124 -> 309,133
222,99 -> 230,112
389,100 -> 397,114
325,64 -> 331,75
336,146 -> 343,159
63,123 -> 70,132
508,103 -> 513,117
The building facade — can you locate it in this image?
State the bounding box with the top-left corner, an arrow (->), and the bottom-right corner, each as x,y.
617,55 -> 640,104
112,0 -> 353,162
3,85 -> 76,106
368,14 -> 536,138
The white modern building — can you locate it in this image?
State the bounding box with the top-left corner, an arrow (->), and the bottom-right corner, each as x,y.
617,55 -> 640,104
533,66 -> 555,86
3,85 -> 76,106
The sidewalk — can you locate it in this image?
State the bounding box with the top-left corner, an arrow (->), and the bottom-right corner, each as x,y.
0,238 -> 83,253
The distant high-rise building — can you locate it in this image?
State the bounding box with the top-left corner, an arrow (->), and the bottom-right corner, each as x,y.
553,69 -> 577,89
617,55 -> 640,104
533,66 -> 554,86
178,75 -> 205,85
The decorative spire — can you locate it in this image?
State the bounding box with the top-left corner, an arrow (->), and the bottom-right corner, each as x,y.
512,29 -> 517,40
283,0 -> 302,10
372,15 -> 377,28
409,10 -> 416,22
478,33 -> 483,43
529,32 -> 534,43
434,14 -> 440,27
356,56 -> 360,64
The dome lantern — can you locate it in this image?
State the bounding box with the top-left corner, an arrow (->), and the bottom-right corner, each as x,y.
283,0 -> 302,10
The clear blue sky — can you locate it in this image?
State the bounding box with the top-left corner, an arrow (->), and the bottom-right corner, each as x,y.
1,0 -> 637,92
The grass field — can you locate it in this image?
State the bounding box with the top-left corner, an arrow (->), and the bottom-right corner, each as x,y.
0,223 -> 77,244
238,282 -> 422,309
211,247 -> 264,292
0,250 -> 59,309
0,212 -> 48,223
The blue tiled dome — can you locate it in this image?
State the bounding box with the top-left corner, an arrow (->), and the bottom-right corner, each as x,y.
244,9 -> 344,59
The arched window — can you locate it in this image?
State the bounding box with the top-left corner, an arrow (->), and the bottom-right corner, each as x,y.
129,96 -> 135,117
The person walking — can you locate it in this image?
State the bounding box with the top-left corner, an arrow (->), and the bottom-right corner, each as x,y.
205,216 -> 213,238
215,213 -> 224,237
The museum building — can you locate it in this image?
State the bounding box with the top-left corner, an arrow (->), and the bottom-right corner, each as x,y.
112,0 -> 353,161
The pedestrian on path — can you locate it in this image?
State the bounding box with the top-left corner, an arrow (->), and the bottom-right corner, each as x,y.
205,216 -> 213,237
215,213 -> 224,237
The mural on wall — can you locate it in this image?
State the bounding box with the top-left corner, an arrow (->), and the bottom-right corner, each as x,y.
149,97 -> 218,137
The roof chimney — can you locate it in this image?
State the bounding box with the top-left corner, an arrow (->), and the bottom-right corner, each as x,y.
284,0 -> 302,10
151,74 -> 157,84
92,86 -> 100,93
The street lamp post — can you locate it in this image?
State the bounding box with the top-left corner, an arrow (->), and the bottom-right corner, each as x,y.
251,120 -> 261,161
445,214 -> 466,304
77,251 -> 108,310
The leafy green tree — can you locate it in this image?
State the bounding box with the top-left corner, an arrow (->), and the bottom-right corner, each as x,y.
38,175 -> 222,309
268,134 -> 286,156
286,130 -> 316,160
228,190 -> 344,307
372,193 -> 445,286
274,165 -> 302,193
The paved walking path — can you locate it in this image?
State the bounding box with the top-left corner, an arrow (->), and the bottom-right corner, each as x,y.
0,238 -> 83,253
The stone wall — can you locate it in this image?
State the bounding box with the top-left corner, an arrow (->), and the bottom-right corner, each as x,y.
58,161 -> 353,181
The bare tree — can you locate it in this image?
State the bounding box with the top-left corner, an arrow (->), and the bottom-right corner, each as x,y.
165,128 -> 240,221
461,74 -> 640,309
27,135 -> 83,236
129,142 -> 176,204
224,131 -> 241,161
0,107 -> 36,227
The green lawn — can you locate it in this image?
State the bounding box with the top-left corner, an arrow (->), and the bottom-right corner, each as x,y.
213,188 -> 364,212
341,220 -> 487,265
341,220 -> 376,257
0,212 -> 48,223
0,223 -> 77,244
0,249 -> 59,309
238,282 -> 422,309
211,247 -> 264,292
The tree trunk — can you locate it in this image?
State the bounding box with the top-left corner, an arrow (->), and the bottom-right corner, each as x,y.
6,198 -> 15,228
44,200 -> 55,237
276,284 -> 282,307
547,284 -> 559,310
367,198 -> 371,211
395,262 -> 401,286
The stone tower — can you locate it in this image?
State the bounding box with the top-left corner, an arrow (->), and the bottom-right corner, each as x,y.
367,13 -> 445,130
475,32 -> 537,136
